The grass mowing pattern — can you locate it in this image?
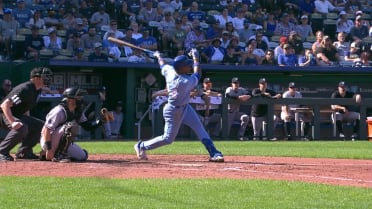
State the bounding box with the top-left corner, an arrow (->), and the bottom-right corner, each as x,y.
0,177 -> 370,209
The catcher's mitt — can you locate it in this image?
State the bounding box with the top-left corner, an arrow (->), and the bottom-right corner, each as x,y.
101,108 -> 114,122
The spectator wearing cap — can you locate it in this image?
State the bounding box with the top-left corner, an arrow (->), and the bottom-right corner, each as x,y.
66,18 -> 88,41
206,19 -> 223,40
263,12 -> 278,38
224,77 -> 251,140
44,8 -> 62,29
72,48 -> 86,61
138,26 -> 158,52
288,30 -> 304,55
331,81 -> 362,140
201,38 -> 226,64
349,15 -> 369,42
314,0 -> 335,14
214,8 -> 233,30
278,44 -> 298,66
88,42 -> 108,62
137,0 -> 159,25
274,12 -> 296,37
187,2 -> 205,22
90,4 -> 110,30
344,0 -> 361,14
315,36 -> 340,66
296,15 -> 314,42
26,9 -> 45,30
193,78 -> 223,137
251,78 -> 281,140
344,41 -> 362,62
238,19 -> 255,43
0,8 -> 20,58
170,19 -> 187,55
354,10 -> 370,28
274,36 -> 288,59
333,32 -> 350,57
184,25 -> 207,50
12,0 -> 32,28
158,11 -> 176,51
336,11 -> 354,36
66,32 -> 84,53
25,25 -> 45,61
298,48 -> 319,66
281,82 -> 313,140
81,26 -> 102,50
43,27 -> 63,55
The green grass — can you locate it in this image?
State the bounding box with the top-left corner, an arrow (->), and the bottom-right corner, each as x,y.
0,177 -> 370,209
76,140 -> 372,159
4,140 -> 372,209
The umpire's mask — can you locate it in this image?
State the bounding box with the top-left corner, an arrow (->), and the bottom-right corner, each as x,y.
30,67 -> 53,87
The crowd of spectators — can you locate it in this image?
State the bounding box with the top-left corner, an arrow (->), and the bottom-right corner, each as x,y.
0,0 -> 371,67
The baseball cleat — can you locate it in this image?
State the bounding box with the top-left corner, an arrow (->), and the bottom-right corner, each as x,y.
134,142 -> 148,160
209,153 -> 224,162
0,153 -> 14,161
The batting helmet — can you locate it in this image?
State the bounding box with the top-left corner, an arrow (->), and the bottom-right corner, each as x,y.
63,87 -> 87,100
30,67 -> 53,86
173,55 -> 192,71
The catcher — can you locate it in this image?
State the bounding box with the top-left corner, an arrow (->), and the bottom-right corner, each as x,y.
40,87 -> 101,162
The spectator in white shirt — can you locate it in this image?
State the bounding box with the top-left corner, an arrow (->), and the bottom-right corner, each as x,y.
314,0 -> 335,14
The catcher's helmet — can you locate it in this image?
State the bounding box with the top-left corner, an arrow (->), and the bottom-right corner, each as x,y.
63,87 -> 87,99
173,55 -> 192,71
30,67 -> 53,86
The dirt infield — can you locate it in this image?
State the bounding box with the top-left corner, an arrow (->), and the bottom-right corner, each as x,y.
1,154 -> 371,188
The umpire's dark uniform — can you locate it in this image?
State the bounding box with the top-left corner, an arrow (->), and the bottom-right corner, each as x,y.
0,67 -> 52,161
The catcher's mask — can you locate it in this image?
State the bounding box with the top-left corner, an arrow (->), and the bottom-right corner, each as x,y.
63,87 -> 87,101
30,67 -> 53,87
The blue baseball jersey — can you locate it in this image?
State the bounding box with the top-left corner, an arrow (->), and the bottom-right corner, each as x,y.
161,64 -> 200,106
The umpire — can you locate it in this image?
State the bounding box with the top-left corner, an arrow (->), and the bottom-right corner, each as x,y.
0,67 -> 53,161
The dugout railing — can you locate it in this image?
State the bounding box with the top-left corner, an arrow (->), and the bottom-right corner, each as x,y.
221,97 -> 372,140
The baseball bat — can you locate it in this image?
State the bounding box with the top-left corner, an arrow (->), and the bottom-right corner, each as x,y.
107,37 -> 155,55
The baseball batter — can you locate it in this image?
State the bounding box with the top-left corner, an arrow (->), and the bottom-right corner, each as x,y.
134,49 -> 224,162
40,87 -> 100,162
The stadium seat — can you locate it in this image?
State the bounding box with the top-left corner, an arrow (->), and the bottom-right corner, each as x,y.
200,22 -> 209,29
100,25 -> 110,32
363,36 -> 372,44
311,13 -> 324,32
207,10 -> 220,16
303,42 -> 312,49
339,60 -> 354,67
59,49 -> 73,57
268,41 -> 279,49
238,41 -> 246,48
18,28 -> 32,35
57,29 -> 67,37
270,35 -> 280,42
39,29 -> 48,36
326,13 -> 338,19
306,36 -> 316,42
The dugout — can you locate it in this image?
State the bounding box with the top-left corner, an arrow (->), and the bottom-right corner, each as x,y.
2,61 -> 372,139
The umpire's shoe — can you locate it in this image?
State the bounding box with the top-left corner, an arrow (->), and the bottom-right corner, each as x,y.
209,153 -> 224,162
15,152 -> 39,160
0,153 -> 14,161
